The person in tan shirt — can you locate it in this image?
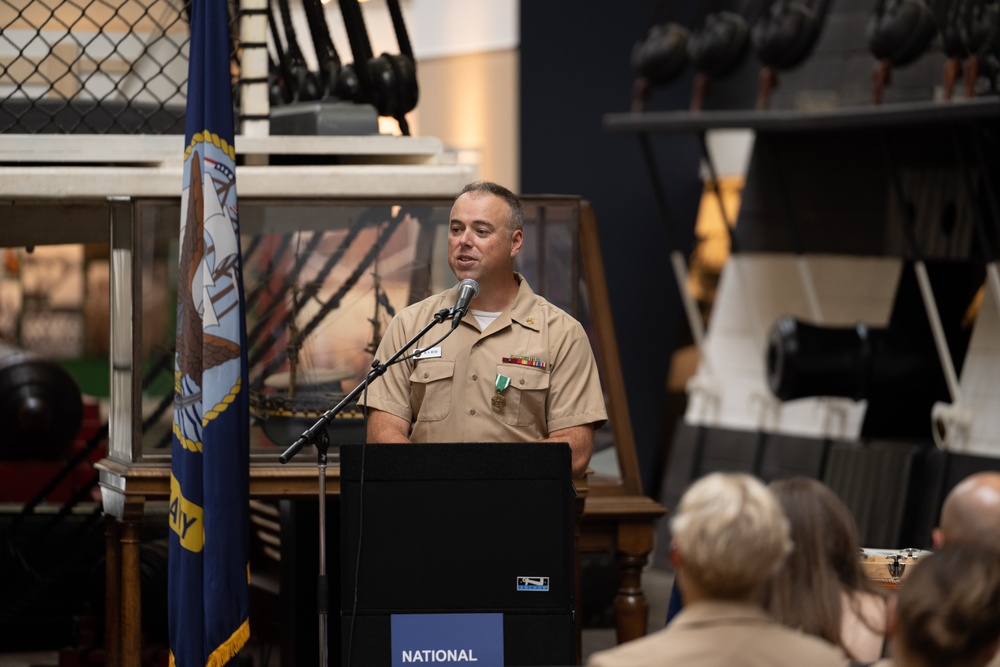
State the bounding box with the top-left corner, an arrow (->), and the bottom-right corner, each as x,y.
587,472 -> 849,667
359,181 -> 607,477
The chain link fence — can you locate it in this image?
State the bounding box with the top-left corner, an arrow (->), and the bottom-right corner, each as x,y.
0,0 -> 241,134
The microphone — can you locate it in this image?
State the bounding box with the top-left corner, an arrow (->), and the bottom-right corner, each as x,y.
450,278 -> 480,330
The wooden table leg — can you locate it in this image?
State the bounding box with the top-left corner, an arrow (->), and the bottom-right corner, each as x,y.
613,550 -> 650,644
110,496 -> 147,667
613,521 -> 655,644
578,493 -> 666,646
105,515 -> 122,667
121,517 -> 143,667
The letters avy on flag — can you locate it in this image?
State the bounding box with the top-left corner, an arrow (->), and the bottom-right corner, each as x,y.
168,1 -> 250,665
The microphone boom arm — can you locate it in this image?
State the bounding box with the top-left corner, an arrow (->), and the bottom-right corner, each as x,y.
279,307 -> 452,463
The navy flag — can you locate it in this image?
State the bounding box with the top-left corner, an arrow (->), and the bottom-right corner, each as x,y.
168,0 -> 250,665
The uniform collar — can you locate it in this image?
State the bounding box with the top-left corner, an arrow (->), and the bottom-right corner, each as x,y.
507,272 -> 540,332
669,600 -> 776,629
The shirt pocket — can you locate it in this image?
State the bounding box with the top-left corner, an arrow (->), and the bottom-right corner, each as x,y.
495,364 -> 550,428
409,359 -> 455,422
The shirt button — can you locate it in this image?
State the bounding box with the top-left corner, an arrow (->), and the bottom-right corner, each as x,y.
519,378 -> 525,385
470,409 -> 476,415
423,372 -> 429,378
471,374 -> 478,381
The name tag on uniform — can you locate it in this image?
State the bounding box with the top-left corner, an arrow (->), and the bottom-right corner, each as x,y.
415,346 -> 442,359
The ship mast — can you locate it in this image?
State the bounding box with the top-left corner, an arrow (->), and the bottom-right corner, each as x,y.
286,284 -> 302,399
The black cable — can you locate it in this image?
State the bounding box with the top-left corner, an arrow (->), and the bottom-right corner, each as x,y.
697,131 -> 742,253
276,0 -> 316,101
386,0 -> 414,59
338,0 -> 377,106
268,0 -> 294,104
637,132 -> 689,254
302,0 -> 342,98
950,124 -> 998,263
345,370 -> 373,667
764,135 -> 807,256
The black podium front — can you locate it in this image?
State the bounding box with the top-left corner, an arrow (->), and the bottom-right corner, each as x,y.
340,442 -> 577,667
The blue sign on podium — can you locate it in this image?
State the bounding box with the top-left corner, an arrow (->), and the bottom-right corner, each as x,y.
391,613 -> 504,666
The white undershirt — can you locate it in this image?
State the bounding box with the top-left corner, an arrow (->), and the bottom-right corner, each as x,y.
471,308 -> 502,330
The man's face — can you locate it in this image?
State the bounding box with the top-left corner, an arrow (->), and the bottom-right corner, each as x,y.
448,192 -> 523,285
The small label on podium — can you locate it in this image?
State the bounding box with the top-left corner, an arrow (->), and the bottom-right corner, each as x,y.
391,613 -> 503,666
516,576 -> 550,591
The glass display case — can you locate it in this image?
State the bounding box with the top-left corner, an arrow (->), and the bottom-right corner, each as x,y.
97,191 -> 660,656
107,195 -> 615,466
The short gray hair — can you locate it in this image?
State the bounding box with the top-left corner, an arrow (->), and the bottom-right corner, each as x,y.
671,472 -> 793,599
458,181 -> 524,234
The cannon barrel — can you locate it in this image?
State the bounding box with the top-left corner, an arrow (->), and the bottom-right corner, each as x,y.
0,342 -> 83,460
766,315 -> 942,403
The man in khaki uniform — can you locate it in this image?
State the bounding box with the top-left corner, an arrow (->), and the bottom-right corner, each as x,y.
360,181 -> 606,477
587,473 -> 849,667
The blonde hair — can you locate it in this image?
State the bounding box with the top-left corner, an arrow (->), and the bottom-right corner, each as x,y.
671,472 -> 793,599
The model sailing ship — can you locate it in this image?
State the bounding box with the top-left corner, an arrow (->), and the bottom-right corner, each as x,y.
249,271 -> 394,456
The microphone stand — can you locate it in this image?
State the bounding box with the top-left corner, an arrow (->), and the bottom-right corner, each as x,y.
278,305 -> 454,667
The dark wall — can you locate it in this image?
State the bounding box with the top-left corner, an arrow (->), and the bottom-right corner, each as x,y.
520,2 -> 704,494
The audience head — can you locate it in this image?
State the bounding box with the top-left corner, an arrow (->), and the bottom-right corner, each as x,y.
892,544 -> 1000,667
762,476 -> 882,660
670,472 -> 792,601
934,471 -> 1000,551
768,476 -> 869,588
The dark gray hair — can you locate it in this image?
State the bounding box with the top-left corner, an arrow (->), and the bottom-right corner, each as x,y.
458,181 -> 524,234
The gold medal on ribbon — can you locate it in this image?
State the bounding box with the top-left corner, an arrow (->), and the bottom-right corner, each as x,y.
493,373 -> 511,412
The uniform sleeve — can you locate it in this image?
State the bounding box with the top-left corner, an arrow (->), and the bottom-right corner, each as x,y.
545,316 -> 608,433
356,312 -> 415,422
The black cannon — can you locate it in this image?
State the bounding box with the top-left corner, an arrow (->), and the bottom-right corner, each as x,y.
0,342 -> 83,460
